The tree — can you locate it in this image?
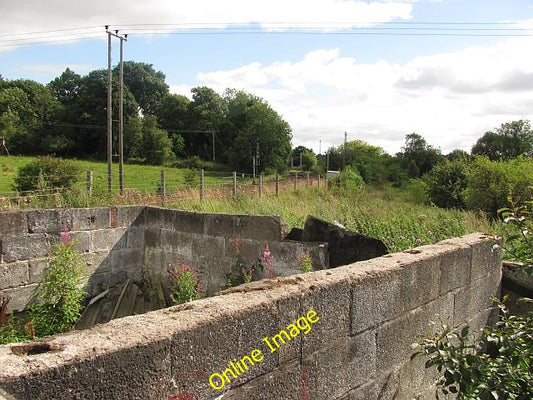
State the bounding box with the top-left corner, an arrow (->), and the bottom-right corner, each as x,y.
48,68 -> 81,106
185,87 -> 226,160
291,146 -> 317,170
0,80 -> 58,154
326,140 -> 392,183
472,120 -> 533,160
118,62 -> 169,116
140,116 -> 174,165
427,159 -> 469,209
223,90 -> 292,173
398,133 -> 444,177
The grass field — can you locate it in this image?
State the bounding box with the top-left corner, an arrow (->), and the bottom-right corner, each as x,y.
0,155 -> 249,197
0,155 -> 493,253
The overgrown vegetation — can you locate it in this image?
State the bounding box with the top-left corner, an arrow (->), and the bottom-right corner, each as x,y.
168,261 -> 202,305
413,197 -> 533,399
0,228 -> 86,344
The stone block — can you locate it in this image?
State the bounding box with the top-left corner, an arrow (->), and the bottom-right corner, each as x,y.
348,368 -> 400,400
221,359 -> 303,400
438,242 -> 472,295
69,230 -> 91,253
110,248 -> 144,281
116,205 -> 145,227
469,234 -> 501,280
90,228 -> 127,252
453,276 -> 500,327
351,265 -> 404,334
169,296 -> 279,399
126,225 -> 144,249
28,258 -> 49,284
2,234 -> 53,262
61,207 -> 111,231
26,209 -> 61,234
399,255 -> 440,312
236,214 -> 287,242
302,331 -> 376,400
204,213 -> 236,237
0,262 -> 29,290
375,294 -> 454,371
1,283 -> 38,311
0,211 -> 27,235
299,272 -> 351,356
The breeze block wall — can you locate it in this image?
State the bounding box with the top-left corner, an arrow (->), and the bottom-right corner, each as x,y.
0,233 -> 501,400
0,206 -> 327,311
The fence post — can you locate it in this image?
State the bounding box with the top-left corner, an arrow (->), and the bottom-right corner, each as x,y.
233,171 -> 237,198
86,170 -> 93,197
318,174 -> 321,192
306,172 -> 310,187
200,169 -> 205,201
276,174 -> 279,196
259,174 -> 263,198
294,172 -> 298,190
160,170 -> 166,205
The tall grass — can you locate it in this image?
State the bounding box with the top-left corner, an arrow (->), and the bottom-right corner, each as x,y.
172,188 -> 490,253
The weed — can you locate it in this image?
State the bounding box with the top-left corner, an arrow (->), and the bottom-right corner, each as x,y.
298,250 -> 314,273
168,261 -> 202,305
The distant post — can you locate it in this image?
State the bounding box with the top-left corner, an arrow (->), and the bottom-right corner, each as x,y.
160,170 -> 166,205
276,174 -> 279,196
200,169 -> 205,201
233,171 -> 237,198
259,175 -> 263,198
86,171 -> 93,197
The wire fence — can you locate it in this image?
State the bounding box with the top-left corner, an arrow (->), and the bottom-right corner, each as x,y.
0,169 -> 331,210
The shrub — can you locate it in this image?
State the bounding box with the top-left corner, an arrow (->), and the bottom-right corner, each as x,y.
29,228 -> 86,337
224,238 -> 264,288
412,300 -> 533,399
13,156 -> 82,194
168,260 -> 201,305
426,159 -> 469,209
464,156 -> 533,218
298,250 -> 313,273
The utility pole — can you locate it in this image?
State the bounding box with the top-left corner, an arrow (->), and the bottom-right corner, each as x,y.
105,26 -> 127,195
118,31 -> 127,195
106,27 -> 113,194
343,131 -> 347,171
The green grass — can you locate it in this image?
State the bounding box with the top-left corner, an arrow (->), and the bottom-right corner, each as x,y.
171,187 -> 491,253
0,155 -> 249,197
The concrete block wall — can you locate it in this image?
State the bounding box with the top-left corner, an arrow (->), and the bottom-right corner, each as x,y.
0,206 -> 327,311
0,233 -> 501,400
0,206 -> 146,311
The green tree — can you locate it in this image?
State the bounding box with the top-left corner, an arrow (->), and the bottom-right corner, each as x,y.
118,61 -> 169,116
398,133 -> 444,178
224,90 -> 292,173
140,116 -> 174,165
427,159 -> 469,209
464,156 -> 533,218
472,120 -> 533,160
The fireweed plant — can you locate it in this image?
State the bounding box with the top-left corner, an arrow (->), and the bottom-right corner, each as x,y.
298,250 -> 314,273
29,226 -> 86,338
224,238 -> 271,288
168,260 -> 201,305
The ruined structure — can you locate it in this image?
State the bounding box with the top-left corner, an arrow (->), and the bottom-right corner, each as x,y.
0,207 -> 501,399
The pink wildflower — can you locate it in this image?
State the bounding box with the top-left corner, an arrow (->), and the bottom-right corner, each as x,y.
60,225 -> 70,246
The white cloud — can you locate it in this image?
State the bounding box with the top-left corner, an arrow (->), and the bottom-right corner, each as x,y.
0,0 -> 412,39
190,36 -> 533,154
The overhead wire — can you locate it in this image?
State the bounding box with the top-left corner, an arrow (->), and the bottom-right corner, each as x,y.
0,20 -> 531,48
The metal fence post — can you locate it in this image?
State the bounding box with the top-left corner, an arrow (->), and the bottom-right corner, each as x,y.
160,170 -> 166,205
200,169 -> 204,201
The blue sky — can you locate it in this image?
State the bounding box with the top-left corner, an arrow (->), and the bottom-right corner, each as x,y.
1,0 -> 533,155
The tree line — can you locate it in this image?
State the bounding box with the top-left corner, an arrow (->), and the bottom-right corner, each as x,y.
0,63 -> 292,173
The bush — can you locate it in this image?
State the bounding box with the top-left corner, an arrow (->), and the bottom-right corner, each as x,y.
167,261 -> 201,305
29,229 -> 85,337
13,156 -> 82,194
464,156 -> 533,218
412,300 -> 533,399
338,165 -> 364,193
426,159 -> 469,209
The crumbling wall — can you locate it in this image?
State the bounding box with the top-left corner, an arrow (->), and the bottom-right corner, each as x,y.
0,233 -> 501,400
0,206 -> 327,311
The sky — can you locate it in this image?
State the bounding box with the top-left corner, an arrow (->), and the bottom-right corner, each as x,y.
1,0 -> 533,155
